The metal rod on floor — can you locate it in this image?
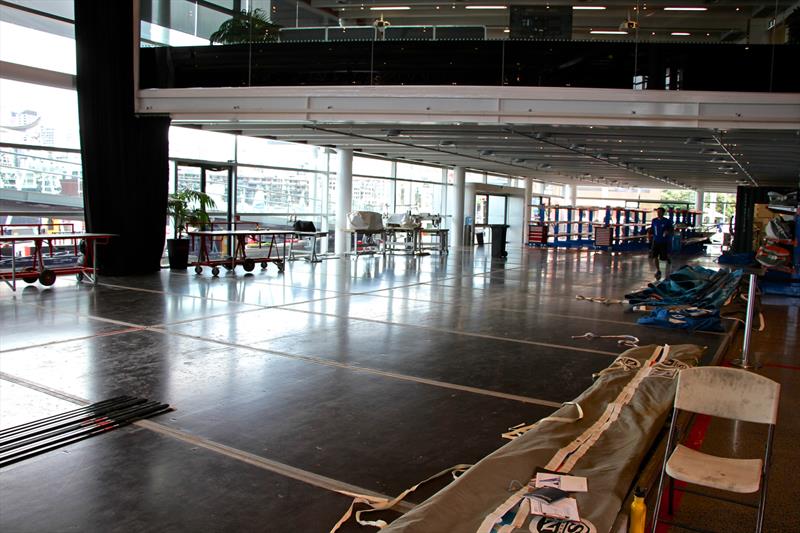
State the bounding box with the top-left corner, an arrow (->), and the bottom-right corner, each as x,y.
731,272 -> 761,369
0,402 -> 172,468
0,396 -> 133,439
0,398 -> 147,450
0,401 -> 163,458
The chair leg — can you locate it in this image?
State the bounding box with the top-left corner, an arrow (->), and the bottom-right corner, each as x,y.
668,476 -> 675,515
651,408 -> 680,533
755,425 -> 775,533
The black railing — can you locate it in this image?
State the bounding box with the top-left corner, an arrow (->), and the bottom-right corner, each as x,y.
140,41 -> 800,92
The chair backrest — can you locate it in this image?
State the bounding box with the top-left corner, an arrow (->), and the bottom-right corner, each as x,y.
675,367 -> 780,425
293,220 -> 316,232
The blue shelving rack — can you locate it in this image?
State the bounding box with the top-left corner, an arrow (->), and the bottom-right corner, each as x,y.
544,205 -> 597,248
592,206 -> 650,252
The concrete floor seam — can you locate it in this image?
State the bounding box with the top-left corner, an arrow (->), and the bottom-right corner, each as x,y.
0,327 -> 146,354
276,306 -> 620,357
148,326 -> 563,408
16,297 -> 257,330
0,371 -> 414,513
0,371 -> 90,405
358,291 -> 725,336
8,294 -> 570,406
97,281 -> 345,314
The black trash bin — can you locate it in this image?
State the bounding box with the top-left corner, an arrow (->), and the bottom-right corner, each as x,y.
475,231 -> 484,246
489,224 -> 509,258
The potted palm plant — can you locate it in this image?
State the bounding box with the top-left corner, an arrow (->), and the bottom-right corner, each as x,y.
166,188 -> 216,269
209,8 -> 281,44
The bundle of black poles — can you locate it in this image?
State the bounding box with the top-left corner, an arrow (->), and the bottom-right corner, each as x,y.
0,396 -> 172,468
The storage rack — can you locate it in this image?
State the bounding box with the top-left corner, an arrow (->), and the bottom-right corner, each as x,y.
760,205 -> 800,297
527,194 -> 551,247
667,207 -> 707,254
540,205 -> 598,248
592,206 -> 651,252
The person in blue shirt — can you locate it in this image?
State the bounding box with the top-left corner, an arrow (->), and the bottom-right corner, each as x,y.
648,207 -> 674,280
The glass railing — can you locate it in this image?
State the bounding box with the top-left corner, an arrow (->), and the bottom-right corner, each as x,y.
138,0 -> 800,92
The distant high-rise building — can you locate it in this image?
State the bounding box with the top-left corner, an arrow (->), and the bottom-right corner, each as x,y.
40,127 -> 56,146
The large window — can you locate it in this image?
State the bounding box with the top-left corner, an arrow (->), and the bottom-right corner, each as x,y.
169,127 -> 235,162
396,162 -> 443,183
0,79 -> 80,149
395,180 -> 445,214
0,147 -> 82,198
236,166 -> 321,214
466,171 -> 485,184
0,20 -> 75,74
353,155 -> 392,178
487,174 -> 511,187
352,177 -> 392,212
237,135 -> 328,172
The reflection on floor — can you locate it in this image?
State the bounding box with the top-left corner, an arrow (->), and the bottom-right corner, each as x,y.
1,246 -> 786,532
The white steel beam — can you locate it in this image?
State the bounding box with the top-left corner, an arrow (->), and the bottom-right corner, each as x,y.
138,86 -> 800,130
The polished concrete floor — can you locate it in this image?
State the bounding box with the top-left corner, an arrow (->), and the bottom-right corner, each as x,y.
0,245 -> 781,532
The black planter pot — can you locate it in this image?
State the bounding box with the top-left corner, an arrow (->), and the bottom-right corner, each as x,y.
167,238 -> 190,269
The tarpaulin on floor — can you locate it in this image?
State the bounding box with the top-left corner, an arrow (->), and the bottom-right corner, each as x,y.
625,266 -> 743,332
382,344 -> 704,533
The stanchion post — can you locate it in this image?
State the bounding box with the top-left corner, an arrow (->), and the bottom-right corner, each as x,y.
731,271 -> 762,369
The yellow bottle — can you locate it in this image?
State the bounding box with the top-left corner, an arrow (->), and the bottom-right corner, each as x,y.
629,487 -> 647,533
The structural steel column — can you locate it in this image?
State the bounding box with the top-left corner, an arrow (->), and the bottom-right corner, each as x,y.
335,149 -> 353,255
453,166 -> 466,247
695,188 -> 705,222
523,177 -> 533,245
567,183 -> 578,206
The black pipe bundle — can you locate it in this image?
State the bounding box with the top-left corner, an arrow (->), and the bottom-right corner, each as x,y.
0,396 -> 172,468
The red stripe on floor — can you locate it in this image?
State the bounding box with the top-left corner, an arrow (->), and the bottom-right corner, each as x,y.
653,413 -> 712,533
763,362 -> 800,371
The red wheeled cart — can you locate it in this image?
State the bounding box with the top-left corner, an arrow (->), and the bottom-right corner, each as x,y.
0,232 -> 115,291
188,229 -> 294,276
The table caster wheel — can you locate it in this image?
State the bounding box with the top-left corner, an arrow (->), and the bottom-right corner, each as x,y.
76,272 -> 85,282
195,265 -> 203,274
261,262 -> 268,269
211,266 -> 220,276
22,267 -> 37,284
243,258 -> 255,272
39,269 -> 57,286
277,262 -> 285,273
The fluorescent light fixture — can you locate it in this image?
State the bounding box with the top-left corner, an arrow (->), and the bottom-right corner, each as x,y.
503,28 -> 510,33
369,6 -> 410,10
671,32 -> 691,36
590,30 -> 628,34
664,7 -> 708,11
465,5 -> 507,9
573,6 -> 607,10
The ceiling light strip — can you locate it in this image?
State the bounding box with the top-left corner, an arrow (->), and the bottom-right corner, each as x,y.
507,127 -> 692,190
590,30 -> 628,35
712,135 -> 758,186
573,6 -> 607,10
664,7 -> 708,11
368,6 -> 411,10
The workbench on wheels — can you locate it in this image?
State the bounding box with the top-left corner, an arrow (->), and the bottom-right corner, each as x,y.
188,229 -> 293,276
0,232 -> 115,291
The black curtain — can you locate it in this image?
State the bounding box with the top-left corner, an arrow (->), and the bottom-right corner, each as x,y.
75,0 -> 170,275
